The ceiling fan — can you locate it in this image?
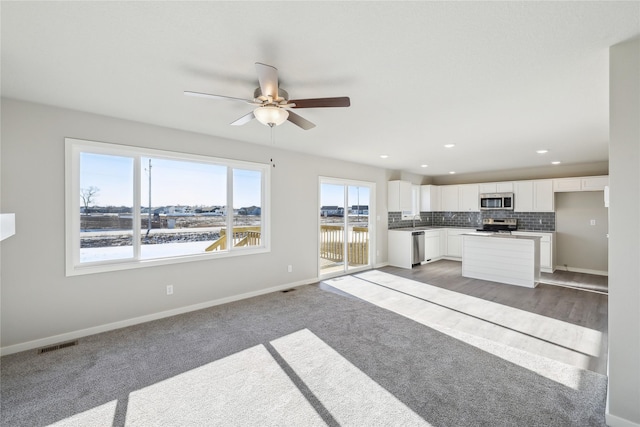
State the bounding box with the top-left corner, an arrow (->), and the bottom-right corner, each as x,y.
184,62 -> 350,130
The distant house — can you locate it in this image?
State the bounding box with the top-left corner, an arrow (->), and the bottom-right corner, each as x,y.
167,206 -> 194,215
350,205 -> 369,215
238,206 -> 261,216
320,206 -> 344,217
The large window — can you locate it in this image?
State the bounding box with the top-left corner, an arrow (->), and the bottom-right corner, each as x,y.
66,138 -> 270,276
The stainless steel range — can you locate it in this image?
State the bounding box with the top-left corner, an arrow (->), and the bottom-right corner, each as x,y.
477,218 -> 518,233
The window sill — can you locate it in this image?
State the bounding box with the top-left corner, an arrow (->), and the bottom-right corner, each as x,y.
66,246 -> 270,277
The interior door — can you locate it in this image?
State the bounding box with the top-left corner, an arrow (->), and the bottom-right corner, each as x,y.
319,178 -> 374,277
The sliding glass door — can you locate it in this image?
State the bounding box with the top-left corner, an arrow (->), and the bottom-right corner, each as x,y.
319,178 -> 374,277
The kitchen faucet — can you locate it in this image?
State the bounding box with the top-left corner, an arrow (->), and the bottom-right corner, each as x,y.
413,214 -> 421,228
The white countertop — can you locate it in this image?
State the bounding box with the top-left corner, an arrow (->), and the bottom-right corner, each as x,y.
463,232 -> 541,240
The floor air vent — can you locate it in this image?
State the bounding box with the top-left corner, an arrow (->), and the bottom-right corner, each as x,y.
37,340 -> 78,354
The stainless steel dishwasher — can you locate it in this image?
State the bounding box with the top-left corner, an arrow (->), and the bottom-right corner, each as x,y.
412,231 -> 425,266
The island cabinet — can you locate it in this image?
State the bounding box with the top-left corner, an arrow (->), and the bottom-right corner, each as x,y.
462,234 -> 541,288
511,231 -> 555,273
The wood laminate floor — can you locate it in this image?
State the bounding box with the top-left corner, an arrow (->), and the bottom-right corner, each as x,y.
541,269 -> 608,293
374,260 -> 608,375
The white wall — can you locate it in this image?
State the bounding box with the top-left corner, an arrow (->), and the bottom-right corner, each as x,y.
608,38 -> 640,426
0,98 -> 390,352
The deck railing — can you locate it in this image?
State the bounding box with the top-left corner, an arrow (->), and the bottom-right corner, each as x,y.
205,224 -> 368,266
320,224 -> 369,265
205,226 -> 262,252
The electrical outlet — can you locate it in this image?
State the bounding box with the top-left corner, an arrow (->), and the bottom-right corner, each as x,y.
166,285 -> 173,295
590,219 -> 596,226
287,265 -> 293,273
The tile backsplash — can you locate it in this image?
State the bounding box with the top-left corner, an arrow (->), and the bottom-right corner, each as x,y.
388,211 -> 555,231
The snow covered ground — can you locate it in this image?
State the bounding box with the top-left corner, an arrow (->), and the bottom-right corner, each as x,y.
80,240 -> 217,263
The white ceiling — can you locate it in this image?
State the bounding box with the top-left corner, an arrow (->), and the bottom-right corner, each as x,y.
2,2 -> 638,178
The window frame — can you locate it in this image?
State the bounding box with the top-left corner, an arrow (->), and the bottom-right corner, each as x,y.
65,138 -> 270,276
401,184 -> 421,220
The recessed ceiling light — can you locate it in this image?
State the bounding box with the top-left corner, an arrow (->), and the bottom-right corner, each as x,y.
536,149 -> 549,154
420,164 -> 428,168
449,171 -> 456,174
551,161 -> 561,165
444,144 -> 455,148
379,154 -> 389,159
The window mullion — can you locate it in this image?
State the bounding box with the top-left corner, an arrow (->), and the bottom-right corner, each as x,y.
226,166 -> 233,252
133,155 -> 142,259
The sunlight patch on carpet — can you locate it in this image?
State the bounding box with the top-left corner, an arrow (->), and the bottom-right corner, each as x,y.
323,271 -> 605,391
270,328 -> 431,426
125,344 -> 324,426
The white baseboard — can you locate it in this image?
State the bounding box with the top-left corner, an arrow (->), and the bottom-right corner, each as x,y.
606,412 -> 640,427
0,277 -> 318,356
374,261 -> 389,268
554,266 -> 608,276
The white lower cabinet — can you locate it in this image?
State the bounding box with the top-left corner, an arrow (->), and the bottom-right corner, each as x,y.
424,230 -> 440,261
445,229 -> 468,259
511,231 -> 555,273
388,230 -> 413,269
389,228 -> 553,269
439,229 -> 448,256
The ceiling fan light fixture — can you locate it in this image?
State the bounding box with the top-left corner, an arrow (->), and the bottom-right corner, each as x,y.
254,106 -> 289,127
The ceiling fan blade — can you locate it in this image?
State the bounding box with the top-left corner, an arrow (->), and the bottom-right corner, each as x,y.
230,111 -> 255,126
287,110 -> 316,130
290,97 -> 351,109
255,62 -> 279,99
184,91 -> 254,103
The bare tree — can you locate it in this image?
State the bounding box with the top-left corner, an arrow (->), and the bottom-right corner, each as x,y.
80,186 -> 100,215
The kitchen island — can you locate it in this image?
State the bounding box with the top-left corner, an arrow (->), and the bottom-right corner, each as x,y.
462,233 -> 541,288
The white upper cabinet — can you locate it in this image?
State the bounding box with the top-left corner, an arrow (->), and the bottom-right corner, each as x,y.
388,180 -> 412,212
534,180 -> 554,211
553,175 -> 609,192
553,178 -> 581,192
459,184 -> 479,211
514,180 -> 554,212
440,185 -> 459,211
514,181 -> 534,212
478,182 -> 514,194
581,176 -> 609,191
420,185 -> 441,212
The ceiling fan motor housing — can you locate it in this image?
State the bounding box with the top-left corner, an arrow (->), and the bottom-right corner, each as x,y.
254,87 -> 289,103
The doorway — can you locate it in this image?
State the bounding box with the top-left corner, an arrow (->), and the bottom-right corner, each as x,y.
319,178 -> 375,278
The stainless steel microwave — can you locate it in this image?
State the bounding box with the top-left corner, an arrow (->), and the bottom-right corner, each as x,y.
479,192 -> 514,210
